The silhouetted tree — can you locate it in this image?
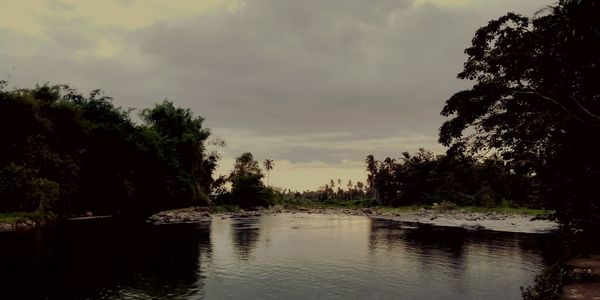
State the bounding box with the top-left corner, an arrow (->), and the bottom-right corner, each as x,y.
0,84 -> 218,216
229,153 -> 273,208
263,158 -> 274,186
364,150 -> 536,208
439,0 -> 600,233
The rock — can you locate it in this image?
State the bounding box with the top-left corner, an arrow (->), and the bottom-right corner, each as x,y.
462,224 -> 485,230
0,223 -> 14,231
85,211 -> 93,217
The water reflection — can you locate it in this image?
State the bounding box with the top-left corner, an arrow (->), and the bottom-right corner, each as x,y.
0,219 -> 212,300
368,218 -> 555,299
0,214 -> 553,300
230,218 -> 261,260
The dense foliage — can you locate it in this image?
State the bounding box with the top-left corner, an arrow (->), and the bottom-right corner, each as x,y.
0,83 -> 217,217
363,149 -> 536,208
275,149 -> 535,210
440,0 -> 600,234
521,262 -> 574,300
214,152 -> 277,208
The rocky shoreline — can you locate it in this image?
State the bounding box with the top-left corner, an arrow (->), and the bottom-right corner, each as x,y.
148,207 -> 212,224
148,206 -> 557,233
0,219 -> 50,232
0,206 -> 558,234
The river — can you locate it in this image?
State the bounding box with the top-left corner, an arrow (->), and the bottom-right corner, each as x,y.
0,213 -> 556,299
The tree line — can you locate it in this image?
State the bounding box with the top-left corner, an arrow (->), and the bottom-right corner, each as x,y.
0,82 -> 285,215
212,152 -> 279,209
363,150 -> 537,208
281,149 -> 536,210
0,84 -> 218,217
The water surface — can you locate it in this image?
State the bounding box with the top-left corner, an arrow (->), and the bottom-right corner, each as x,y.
0,213 -> 554,299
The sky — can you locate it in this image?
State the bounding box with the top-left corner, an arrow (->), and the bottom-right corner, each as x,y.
1,0 -> 553,190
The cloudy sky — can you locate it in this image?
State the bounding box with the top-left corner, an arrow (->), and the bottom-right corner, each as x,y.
1,0 -> 552,190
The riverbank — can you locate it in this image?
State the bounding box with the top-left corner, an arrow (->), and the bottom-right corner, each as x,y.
149,204 -> 557,234
0,211 -> 56,232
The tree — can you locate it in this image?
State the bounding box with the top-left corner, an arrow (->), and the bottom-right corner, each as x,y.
347,180 -> 353,200
230,153 -> 273,208
263,158 -> 274,186
365,155 -> 379,203
0,84 -> 218,216
231,153 -> 262,178
355,181 -> 365,195
439,0 -> 600,233
141,100 -> 216,203
363,150 -> 535,208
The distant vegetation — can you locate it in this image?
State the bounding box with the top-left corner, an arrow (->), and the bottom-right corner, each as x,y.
212,152 -> 279,209
279,149 -> 537,211
363,150 -> 537,208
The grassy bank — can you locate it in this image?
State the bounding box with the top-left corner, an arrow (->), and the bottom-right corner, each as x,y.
0,211 -> 56,224
277,199 -> 550,216
209,205 -> 244,214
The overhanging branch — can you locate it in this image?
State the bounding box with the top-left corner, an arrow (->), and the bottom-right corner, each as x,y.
513,90 -> 600,127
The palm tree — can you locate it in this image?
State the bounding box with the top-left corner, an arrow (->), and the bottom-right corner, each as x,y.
263,158 -> 274,186
365,155 -> 379,204
356,181 -> 365,198
347,180 -> 353,200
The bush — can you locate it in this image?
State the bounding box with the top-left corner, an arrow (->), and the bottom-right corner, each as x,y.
521,263 -> 573,300
437,201 -> 457,210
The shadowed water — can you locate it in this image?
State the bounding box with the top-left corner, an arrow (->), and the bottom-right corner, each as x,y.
0,214 -> 554,299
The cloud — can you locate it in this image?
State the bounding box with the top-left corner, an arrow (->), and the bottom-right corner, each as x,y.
125,0 -> 476,136
0,0 -> 554,189
47,0 -> 75,11
212,128 -> 443,164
